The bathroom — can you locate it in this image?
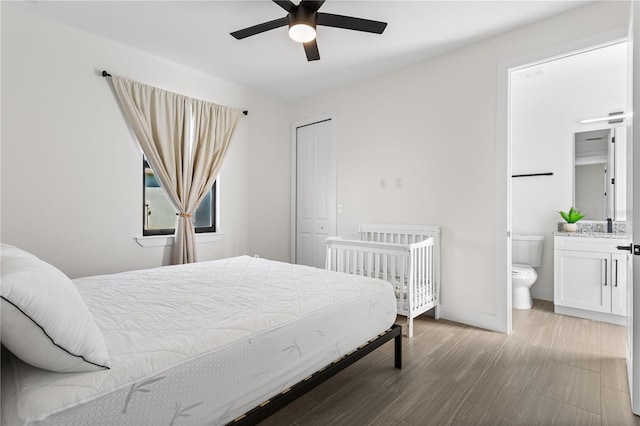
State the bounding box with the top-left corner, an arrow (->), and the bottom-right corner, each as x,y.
510,40 -> 629,317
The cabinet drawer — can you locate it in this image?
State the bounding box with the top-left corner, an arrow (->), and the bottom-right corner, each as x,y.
554,236 -> 630,252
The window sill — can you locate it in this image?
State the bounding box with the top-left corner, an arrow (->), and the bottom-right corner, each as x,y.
135,232 -> 224,248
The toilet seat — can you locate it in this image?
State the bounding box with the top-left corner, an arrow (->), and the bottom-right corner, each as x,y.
512,264 -> 536,279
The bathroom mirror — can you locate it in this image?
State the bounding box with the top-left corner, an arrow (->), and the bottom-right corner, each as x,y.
574,127 -> 626,221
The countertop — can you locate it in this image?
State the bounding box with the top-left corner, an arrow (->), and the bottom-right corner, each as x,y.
554,231 -> 631,239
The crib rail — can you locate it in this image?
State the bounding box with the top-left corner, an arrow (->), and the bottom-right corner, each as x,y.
359,223 -> 440,245
408,237 -> 435,315
325,237 -> 410,279
326,224 -> 440,337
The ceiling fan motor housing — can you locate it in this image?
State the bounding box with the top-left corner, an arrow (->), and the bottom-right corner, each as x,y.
289,6 -> 317,30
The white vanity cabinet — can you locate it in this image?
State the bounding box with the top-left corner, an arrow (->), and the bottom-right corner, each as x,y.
611,252 -> 628,316
554,235 -> 629,325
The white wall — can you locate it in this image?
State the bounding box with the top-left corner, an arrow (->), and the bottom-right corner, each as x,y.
246,95 -> 292,262
1,5 -> 290,278
512,42 -> 628,301
290,1 -> 630,331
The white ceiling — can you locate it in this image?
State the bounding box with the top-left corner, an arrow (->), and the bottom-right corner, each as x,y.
12,0 -> 592,102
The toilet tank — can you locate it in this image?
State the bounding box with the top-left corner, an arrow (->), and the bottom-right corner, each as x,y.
512,235 -> 544,267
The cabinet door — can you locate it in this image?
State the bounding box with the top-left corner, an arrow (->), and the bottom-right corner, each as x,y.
554,250 -> 611,313
611,252 -> 628,316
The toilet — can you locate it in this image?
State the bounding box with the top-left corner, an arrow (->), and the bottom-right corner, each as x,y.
512,235 -> 544,310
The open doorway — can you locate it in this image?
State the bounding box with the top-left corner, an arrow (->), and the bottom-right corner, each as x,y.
498,31 -> 631,336
497,29 -> 629,334
510,41 -> 628,309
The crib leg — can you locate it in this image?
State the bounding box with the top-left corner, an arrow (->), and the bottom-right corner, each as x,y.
435,305 -> 441,320
407,317 -> 414,338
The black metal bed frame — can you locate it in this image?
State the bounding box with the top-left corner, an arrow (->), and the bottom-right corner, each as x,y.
227,323 -> 402,425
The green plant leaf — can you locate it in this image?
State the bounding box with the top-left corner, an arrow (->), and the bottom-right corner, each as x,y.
558,211 -> 570,222
559,207 -> 585,223
558,206 -> 586,223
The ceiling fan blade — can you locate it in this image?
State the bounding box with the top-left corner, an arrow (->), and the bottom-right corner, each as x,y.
303,39 -> 320,61
230,17 -> 289,40
273,0 -> 296,12
300,0 -> 326,12
317,12 -> 387,34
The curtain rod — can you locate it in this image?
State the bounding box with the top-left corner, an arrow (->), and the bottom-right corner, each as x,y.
512,172 -> 553,178
101,71 -> 248,116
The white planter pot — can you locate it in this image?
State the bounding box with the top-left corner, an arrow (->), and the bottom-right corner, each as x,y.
563,223 -> 578,232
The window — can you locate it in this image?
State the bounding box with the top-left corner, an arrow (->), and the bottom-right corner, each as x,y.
143,158 -> 216,236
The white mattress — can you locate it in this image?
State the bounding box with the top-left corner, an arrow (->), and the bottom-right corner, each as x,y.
1,256 -> 397,425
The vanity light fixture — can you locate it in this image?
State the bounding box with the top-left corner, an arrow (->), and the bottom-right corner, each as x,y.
580,112 -> 632,124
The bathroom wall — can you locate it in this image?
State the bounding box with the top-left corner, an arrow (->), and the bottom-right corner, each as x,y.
511,41 -> 628,301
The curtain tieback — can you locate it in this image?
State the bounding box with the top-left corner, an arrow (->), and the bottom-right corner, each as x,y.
177,212 -> 193,218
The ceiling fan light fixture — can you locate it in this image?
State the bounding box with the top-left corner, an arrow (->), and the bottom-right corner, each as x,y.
230,0 -> 389,61
288,5 -> 317,43
289,23 -> 316,43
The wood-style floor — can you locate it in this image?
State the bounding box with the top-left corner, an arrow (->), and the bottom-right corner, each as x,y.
260,299 -> 638,425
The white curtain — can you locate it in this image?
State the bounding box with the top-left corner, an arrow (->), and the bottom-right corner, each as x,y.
111,75 -> 241,264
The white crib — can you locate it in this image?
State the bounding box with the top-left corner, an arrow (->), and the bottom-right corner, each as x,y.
325,224 -> 440,337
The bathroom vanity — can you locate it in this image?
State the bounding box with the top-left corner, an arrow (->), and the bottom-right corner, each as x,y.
553,126 -> 631,325
554,232 -> 630,325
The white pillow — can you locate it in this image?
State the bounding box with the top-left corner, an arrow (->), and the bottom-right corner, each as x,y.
1,244 -> 110,372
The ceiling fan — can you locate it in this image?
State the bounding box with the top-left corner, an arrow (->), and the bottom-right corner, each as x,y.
230,0 -> 388,62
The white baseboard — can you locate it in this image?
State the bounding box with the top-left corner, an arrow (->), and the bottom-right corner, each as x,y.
438,304 -> 504,333
554,304 -> 626,326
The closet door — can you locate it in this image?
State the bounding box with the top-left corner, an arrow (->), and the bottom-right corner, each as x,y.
295,119 -> 334,268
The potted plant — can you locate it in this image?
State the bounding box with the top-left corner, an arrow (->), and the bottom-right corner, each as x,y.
558,207 -> 586,232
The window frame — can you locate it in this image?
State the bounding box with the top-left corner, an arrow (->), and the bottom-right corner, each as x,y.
142,158 -> 216,236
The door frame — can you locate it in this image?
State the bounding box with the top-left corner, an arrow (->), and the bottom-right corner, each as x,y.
290,112 -> 337,264
629,0 -> 639,414
498,27 -> 628,334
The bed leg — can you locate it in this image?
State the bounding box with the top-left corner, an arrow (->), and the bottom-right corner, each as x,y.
407,317 -> 413,338
394,328 -> 402,369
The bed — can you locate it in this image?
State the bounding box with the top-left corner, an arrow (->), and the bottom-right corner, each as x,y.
326,224 -> 440,337
1,249 -> 399,425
